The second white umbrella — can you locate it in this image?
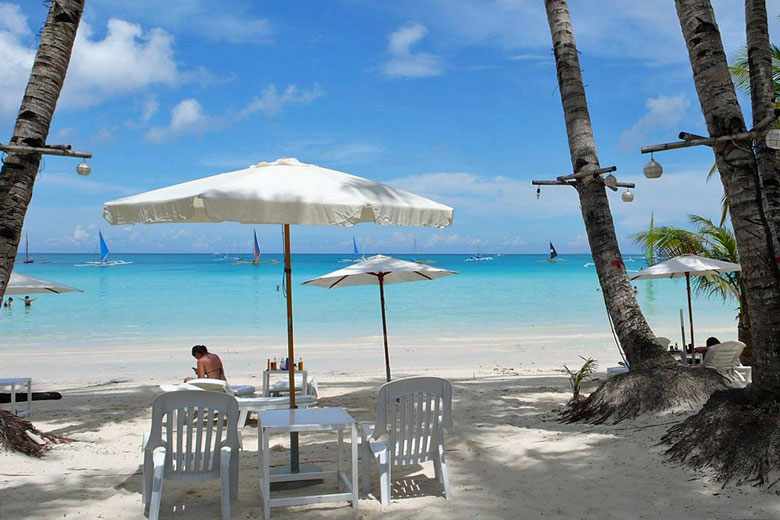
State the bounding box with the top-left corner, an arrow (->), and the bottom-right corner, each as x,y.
303,255 -> 457,381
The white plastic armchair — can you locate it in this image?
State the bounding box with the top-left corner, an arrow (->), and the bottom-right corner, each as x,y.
703,340 -> 752,384
360,376 -> 453,506
142,390 -> 240,520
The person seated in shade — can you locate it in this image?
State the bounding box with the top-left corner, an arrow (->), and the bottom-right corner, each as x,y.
184,345 -> 227,383
694,336 -> 720,355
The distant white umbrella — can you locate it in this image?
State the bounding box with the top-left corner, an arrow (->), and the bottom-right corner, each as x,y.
103,157 -> 453,471
630,254 -> 741,361
303,255 -> 457,381
6,272 -> 83,295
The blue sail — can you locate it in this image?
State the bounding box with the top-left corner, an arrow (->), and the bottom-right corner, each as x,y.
253,230 -> 261,262
99,231 -> 110,262
353,237 -> 359,258
549,242 -> 558,260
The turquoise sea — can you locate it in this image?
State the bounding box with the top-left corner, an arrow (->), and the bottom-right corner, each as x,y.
0,253 -> 740,350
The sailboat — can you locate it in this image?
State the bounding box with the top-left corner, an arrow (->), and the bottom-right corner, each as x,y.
645,211 -> 657,266
339,237 -> 364,262
547,242 -> 565,262
465,245 -> 493,261
411,238 -> 435,264
234,230 -> 278,265
23,235 -> 34,264
77,231 -> 132,266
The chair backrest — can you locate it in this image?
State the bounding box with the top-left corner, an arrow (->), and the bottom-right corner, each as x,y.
372,376 -> 453,466
146,390 -> 240,482
654,337 -> 671,349
703,341 -> 745,370
185,378 -> 235,396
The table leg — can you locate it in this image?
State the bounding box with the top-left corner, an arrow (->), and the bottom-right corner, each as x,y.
351,423 -> 358,509
302,372 -> 308,396
263,371 -> 269,397
26,380 -> 31,417
10,383 -> 16,415
337,428 -> 343,490
262,427 -> 271,519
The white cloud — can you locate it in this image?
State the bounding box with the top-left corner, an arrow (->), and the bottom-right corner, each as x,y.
125,95 -> 159,129
0,3 -> 30,37
618,94 -> 691,151
62,19 -> 178,107
383,22 -> 444,78
200,15 -> 272,45
240,84 -> 324,117
46,224 -> 90,245
145,98 -> 211,143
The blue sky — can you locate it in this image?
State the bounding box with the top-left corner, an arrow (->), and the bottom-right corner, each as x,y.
4,1 -> 779,255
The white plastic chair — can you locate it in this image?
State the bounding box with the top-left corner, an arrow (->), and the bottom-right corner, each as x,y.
703,340 -> 752,383
360,376 -> 453,506
654,336 -> 671,349
142,390 -> 240,520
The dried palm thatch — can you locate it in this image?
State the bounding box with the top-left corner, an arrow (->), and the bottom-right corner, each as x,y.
0,410 -> 73,457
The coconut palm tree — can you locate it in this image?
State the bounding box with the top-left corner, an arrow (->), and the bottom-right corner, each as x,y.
632,215 -> 751,363
729,44 -> 780,99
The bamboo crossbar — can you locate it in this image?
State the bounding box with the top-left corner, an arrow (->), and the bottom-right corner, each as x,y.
0,143 -> 92,159
532,179 -> 634,189
556,165 -> 616,181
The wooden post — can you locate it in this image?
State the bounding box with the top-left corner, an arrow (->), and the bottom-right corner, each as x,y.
378,274 -> 391,382
283,224 -> 299,472
680,308 -> 688,364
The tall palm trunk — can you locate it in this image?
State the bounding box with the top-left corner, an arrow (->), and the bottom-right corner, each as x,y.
544,0 -> 667,368
675,0 -> 780,401
0,0 -> 85,296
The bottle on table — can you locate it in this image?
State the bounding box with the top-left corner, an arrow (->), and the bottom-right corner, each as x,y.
271,357 -> 277,370
266,358 -> 270,370
298,357 -> 303,371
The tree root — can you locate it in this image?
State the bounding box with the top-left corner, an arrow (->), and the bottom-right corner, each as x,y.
662,389 -> 780,486
562,364 -> 731,424
0,410 -> 73,457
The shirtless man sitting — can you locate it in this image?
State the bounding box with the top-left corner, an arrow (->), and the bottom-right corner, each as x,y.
184,345 -> 227,382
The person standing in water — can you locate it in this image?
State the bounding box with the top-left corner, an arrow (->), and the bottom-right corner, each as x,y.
184,345 -> 227,382
22,296 -> 35,306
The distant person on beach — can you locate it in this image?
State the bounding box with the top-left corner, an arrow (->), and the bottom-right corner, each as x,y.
694,336 -> 720,355
184,345 -> 227,383
22,296 -> 36,306
3,297 -> 12,307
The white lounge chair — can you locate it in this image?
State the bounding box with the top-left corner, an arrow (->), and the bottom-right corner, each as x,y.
703,340 -> 752,384
142,390 -> 240,520
160,379 -> 317,426
267,374 -> 319,398
360,376 -> 453,506
655,336 -> 671,349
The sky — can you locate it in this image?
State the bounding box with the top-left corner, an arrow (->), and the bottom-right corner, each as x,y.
4,0 -> 779,255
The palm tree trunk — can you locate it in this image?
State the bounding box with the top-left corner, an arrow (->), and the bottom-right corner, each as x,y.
746,0 -> 780,254
544,0 -> 668,368
0,0 -> 85,297
675,0 -> 780,401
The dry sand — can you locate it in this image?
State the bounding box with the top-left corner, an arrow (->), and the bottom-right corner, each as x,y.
1,339 -> 779,519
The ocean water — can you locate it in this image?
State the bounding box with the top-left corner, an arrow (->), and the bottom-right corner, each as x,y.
0,253 -> 740,350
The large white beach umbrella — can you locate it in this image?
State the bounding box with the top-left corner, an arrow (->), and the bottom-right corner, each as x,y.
303,255 -> 457,381
630,254 -> 741,361
6,272 -> 83,295
104,157 -> 453,470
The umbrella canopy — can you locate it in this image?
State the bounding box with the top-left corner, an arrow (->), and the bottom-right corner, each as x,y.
302,254 -> 456,289
6,272 -> 83,295
630,255 -> 741,362
104,157 -> 454,473
303,255 -> 457,381
629,255 -> 741,280
104,157 -> 453,228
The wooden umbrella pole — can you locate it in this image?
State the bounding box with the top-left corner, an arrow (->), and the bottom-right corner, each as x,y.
686,272 -> 695,361
378,274 -> 391,382
283,224 -> 299,471
679,308 -> 688,365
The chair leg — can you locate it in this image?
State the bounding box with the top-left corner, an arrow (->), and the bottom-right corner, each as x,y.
221,450 -> 232,520
361,444 -> 371,494
378,450 -> 390,507
149,462 -> 165,520
438,443 -> 452,500
238,409 -> 248,428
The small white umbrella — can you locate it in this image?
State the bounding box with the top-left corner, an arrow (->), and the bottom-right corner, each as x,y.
6,272 -> 83,295
303,255 -> 457,381
630,254 -> 741,361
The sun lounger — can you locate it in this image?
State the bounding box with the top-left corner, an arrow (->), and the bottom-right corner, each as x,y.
268,374 -> 318,398
702,340 -> 751,384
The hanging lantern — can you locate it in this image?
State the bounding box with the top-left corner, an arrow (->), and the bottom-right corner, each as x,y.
643,157 -> 663,179
536,187 -> 541,200
622,189 -> 634,202
604,174 -> 617,189
766,128 -> 780,150
76,160 -> 91,176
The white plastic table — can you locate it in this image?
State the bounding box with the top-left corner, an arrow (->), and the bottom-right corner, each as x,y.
257,407 -> 358,519
0,377 -> 32,417
262,369 -> 308,397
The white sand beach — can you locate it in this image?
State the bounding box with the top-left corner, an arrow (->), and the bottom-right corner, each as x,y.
2,337 -> 779,520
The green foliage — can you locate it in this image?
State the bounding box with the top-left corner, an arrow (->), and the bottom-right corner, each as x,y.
729,44 -> 780,100
563,356 -> 598,400
631,215 -> 743,310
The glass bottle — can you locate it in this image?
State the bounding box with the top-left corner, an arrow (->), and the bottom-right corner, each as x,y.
298,357 -> 303,371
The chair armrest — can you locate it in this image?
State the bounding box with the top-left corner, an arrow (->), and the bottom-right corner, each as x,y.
152,448 -> 166,469
220,446 -> 232,471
